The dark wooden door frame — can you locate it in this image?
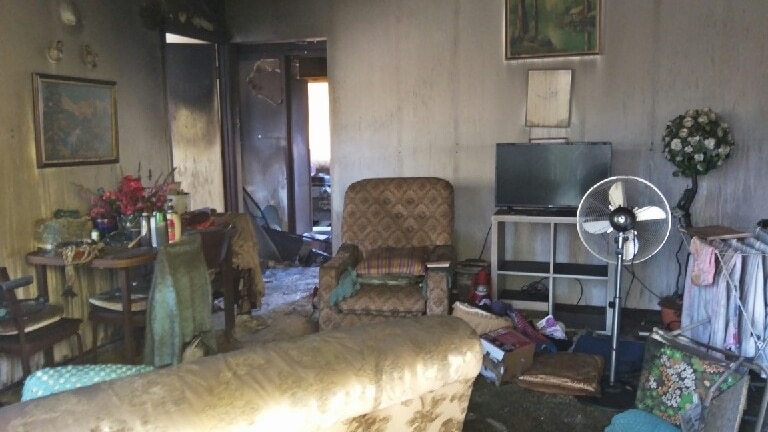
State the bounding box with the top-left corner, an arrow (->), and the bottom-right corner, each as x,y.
218,43 -> 239,212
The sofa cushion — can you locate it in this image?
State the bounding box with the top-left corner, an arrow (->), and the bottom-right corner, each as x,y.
451,301 -> 512,335
516,352 -> 604,397
356,246 -> 429,276
337,283 -> 425,316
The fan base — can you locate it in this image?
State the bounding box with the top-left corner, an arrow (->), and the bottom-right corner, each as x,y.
577,380 -> 637,411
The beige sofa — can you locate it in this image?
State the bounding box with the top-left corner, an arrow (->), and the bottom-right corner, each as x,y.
0,315 -> 482,432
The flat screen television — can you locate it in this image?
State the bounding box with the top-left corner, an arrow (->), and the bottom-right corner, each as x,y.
495,142 -> 612,214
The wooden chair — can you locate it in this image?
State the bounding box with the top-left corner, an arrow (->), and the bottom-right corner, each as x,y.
0,267 -> 83,378
88,271 -> 150,363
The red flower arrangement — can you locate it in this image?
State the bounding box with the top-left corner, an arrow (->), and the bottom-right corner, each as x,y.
76,168 -> 176,219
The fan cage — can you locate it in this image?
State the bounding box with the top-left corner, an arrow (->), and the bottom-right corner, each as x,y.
577,176 -> 671,264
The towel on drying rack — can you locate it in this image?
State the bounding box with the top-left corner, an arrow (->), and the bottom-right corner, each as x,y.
690,236 -> 716,285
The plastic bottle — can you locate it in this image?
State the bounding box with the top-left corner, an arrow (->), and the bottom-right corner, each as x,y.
152,211 -> 168,247
140,212 -> 152,247
167,205 -> 182,242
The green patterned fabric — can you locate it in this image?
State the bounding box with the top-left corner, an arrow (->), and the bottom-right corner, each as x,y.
635,345 -> 740,425
21,364 -> 154,401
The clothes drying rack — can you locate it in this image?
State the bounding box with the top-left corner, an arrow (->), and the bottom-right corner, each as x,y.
676,225 -> 768,431
653,320 -> 767,432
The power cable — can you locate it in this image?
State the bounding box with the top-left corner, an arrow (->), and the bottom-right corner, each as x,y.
478,223 -> 492,260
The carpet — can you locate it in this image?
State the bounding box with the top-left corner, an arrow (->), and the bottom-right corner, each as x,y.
215,266 -> 319,352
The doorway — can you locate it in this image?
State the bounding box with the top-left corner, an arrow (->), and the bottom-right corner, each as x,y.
308,81 -> 331,229
236,41 -> 329,239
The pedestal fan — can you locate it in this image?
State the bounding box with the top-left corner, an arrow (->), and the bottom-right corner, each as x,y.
576,176 -> 671,408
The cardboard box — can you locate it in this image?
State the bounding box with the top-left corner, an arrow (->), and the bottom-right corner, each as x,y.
479,326 -> 534,385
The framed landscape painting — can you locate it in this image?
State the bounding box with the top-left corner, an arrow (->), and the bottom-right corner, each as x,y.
505,0 -> 600,60
32,73 -> 119,168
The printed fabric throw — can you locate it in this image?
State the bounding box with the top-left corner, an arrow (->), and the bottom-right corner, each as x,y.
636,344 -> 741,426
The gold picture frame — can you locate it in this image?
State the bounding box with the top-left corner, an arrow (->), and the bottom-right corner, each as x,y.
32,73 -> 119,168
505,0 -> 600,60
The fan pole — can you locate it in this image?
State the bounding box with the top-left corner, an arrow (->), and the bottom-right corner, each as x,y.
609,233 -> 625,386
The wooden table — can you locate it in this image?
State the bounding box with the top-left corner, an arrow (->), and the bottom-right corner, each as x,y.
26,247 -> 157,363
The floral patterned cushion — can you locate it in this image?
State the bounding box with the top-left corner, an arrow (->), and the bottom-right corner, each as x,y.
635,344 -> 741,426
356,246 -> 430,276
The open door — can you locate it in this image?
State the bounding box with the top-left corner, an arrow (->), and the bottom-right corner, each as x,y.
164,36 -> 225,212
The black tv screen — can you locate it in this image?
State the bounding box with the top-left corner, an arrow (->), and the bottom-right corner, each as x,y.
495,142 -> 612,212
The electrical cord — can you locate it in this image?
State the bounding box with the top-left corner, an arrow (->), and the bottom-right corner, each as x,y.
575,278 -> 584,305
478,223 -> 492,259
674,237 -> 685,295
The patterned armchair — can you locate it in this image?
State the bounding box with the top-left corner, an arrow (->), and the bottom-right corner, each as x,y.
318,177 -> 454,331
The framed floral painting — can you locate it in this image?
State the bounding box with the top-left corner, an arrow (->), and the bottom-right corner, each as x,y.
505,0 -> 600,60
32,73 -> 119,168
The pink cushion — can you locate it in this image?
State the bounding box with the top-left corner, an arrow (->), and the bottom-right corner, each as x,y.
356,247 -> 429,276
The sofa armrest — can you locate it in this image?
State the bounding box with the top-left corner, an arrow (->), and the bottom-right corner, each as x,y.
318,243 -> 362,307
426,244 -> 454,269
424,245 -> 454,315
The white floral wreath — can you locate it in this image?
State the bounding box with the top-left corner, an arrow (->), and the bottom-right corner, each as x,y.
662,108 -> 734,177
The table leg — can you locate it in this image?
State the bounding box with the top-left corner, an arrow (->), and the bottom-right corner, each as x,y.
33,265 -> 49,301
33,265 -> 61,365
116,268 -> 136,363
222,248 -> 235,342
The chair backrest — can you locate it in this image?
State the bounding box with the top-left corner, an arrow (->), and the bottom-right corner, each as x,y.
192,225 -> 234,271
341,177 -> 454,253
0,268 -> 35,334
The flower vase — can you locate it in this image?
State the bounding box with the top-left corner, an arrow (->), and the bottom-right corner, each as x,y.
658,294 -> 683,331
118,214 -> 142,241
93,217 -> 118,240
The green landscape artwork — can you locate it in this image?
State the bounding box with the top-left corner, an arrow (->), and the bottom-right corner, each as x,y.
505,0 -> 600,59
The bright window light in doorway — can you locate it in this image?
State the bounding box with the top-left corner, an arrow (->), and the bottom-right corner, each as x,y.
308,82 -> 331,170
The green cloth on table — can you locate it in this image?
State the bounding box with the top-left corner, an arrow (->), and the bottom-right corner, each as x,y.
144,234 -> 216,367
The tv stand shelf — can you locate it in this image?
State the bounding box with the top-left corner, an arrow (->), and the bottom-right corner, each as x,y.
497,261 -> 608,278
490,212 -> 614,332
